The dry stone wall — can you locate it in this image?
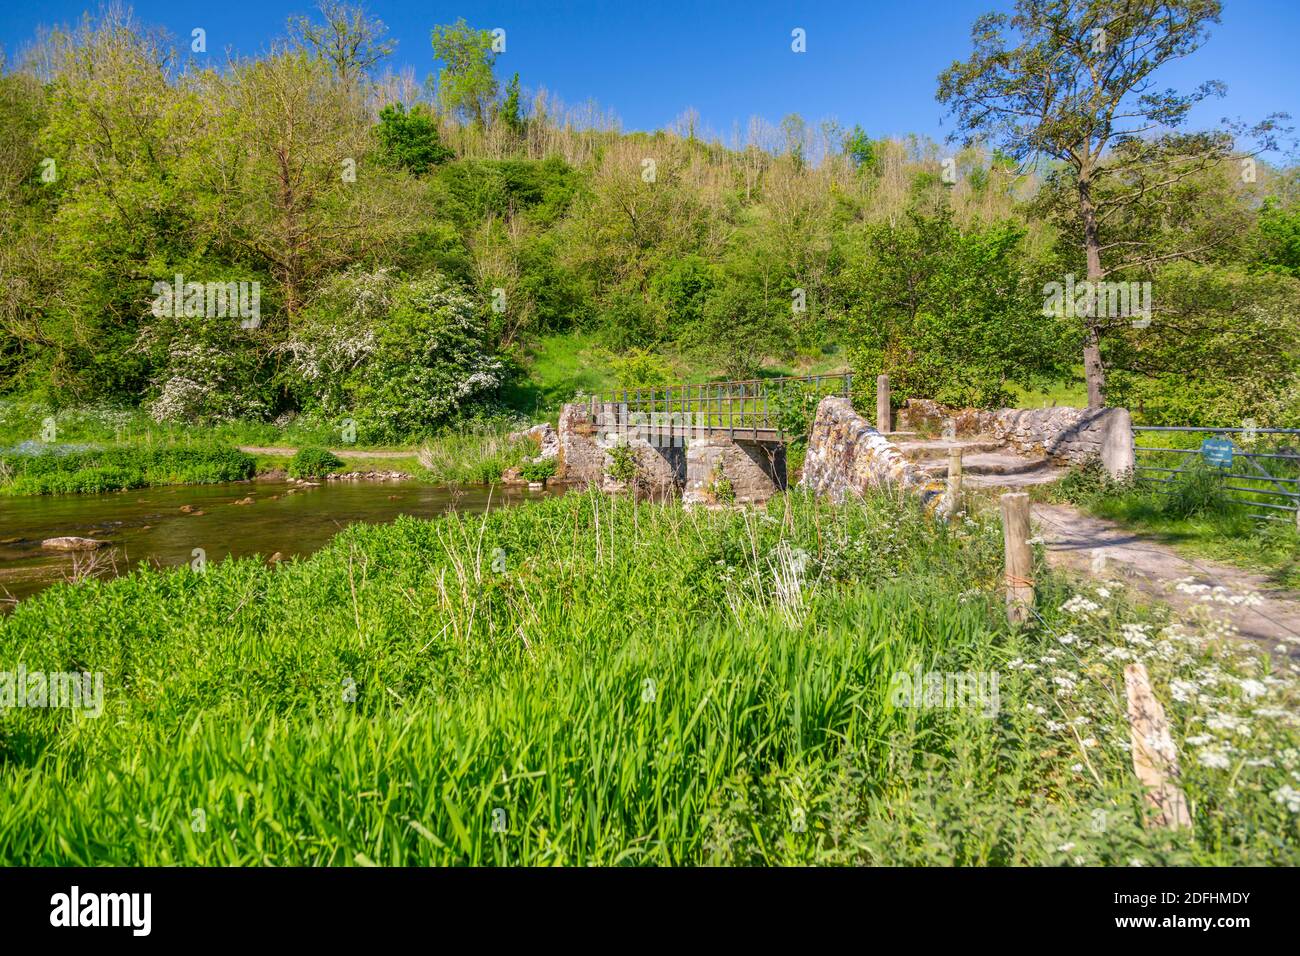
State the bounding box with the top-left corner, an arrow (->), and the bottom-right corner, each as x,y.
896,398 -> 1134,477
799,397 -> 944,507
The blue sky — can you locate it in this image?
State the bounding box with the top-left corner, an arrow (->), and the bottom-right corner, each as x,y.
2,0 -> 1296,151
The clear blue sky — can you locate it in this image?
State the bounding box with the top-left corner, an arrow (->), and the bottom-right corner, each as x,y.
2,0 -> 1296,151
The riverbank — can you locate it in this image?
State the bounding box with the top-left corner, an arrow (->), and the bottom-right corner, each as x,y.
2,489 -> 1297,864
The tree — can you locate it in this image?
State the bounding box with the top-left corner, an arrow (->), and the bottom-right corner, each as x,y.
938,0 -> 1286,407
430,19 -> 498,128
195,50 -> 416,320
375,102 -> 453,173
500,72 -> 525,137
844,202 -> 1072,408
842,125 -> 877,172
287,1 -> 395,84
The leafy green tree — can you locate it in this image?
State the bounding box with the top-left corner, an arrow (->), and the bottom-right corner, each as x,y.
842,125 -> 877,172
1255,199 -> 1300,278
845,203 -> 1072,408
938,0 -> 1286,407
1104,263 -> 1300,426
375,102 -> 453,173
500,72 -> 525,137
689,277 -> 788,381
430,19 -> 498,128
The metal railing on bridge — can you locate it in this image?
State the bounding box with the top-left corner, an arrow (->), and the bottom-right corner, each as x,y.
584,373 -> 854,444
1132,425 -> 1300,524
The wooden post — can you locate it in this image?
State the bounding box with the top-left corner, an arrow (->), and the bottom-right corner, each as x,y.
1124,662 -> 1192,829
876,374 -> 890,434
999,492 -> 1034,625
946,448 -> 963,520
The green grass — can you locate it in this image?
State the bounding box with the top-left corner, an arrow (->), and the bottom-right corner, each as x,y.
0,445 -> 257,495
2,489 -> 1297,865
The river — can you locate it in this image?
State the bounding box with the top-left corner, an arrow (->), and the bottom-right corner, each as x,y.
0,478 -> 554,606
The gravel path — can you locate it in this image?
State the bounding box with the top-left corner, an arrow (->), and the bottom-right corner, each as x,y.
238,446 -> 414,459
1032,502 -> 1300,654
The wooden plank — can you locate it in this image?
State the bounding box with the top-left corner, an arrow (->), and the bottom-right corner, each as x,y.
1124,662 -> 1192,830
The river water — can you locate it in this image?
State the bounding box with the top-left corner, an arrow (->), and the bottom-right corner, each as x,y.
0,479 -> 554,606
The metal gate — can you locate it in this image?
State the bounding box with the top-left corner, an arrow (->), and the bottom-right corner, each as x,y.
1132,425 -> 1300,524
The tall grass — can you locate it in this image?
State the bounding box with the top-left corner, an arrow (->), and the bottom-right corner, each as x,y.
417,429 -> 531,484
1,490 -> 1296,864
0,445 -> 256,495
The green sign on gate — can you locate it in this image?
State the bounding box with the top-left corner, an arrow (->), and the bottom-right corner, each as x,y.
1200,437 -> 1235,468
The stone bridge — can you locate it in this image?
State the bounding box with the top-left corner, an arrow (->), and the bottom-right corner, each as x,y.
546,373 -> 1135,506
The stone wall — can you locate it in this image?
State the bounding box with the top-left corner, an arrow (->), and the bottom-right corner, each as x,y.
895,398 -> 1135,477
991,406 -> 1134,476
683,438 -> 784,505
799,396 -> 944,507
556,402 -> 685,494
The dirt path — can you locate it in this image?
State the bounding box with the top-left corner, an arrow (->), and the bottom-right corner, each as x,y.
238,446 -> 414,459
1031,502 -> 1300,653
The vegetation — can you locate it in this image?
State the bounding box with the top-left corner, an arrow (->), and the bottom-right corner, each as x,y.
287,447 -> 345,479
606,441 -> 637,484
0,445 -> 255,495
2,490 -> 1297,864
1,2 -> 1295,445
416,428 -> 530,484
518,458 -> 557,483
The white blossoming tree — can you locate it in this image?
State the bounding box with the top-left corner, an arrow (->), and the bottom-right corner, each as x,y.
283,268 -> 504,441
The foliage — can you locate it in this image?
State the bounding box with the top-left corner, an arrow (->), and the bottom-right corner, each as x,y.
416,427 -> 530,484
1103,263 -> 1300,427
430,18 -> 498,126
288,446 -> 344,478
375,103 -> 454,173
283,269 -> 505,442
0,444 -> 256,495
606,440 -> 637,484
845,203 -> 1072,408
609,349 -> 672,390
707,463 -> 735,503
519,457 -> 557,482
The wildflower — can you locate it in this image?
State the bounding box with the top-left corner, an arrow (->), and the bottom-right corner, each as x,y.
1273,786 -> 1300,813
1198,750 -> 1232,770
1057,632 -> 1077,645
1060,594 -> 1101,616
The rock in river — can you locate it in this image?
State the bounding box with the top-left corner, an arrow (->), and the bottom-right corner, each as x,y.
41,536 -> 105,552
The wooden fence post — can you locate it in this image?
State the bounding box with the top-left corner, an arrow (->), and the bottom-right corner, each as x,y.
946,448 -> 963,520
1124,662 -> 1192,829
876,374 -> 890,434
999,492 -> 1034,625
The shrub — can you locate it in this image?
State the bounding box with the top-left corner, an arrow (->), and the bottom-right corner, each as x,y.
1160,462 -> 1232,520
607,441 -> 637,484
288,447 -> 344,479
283,269 -> 506,443
519,458 -> 557,482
